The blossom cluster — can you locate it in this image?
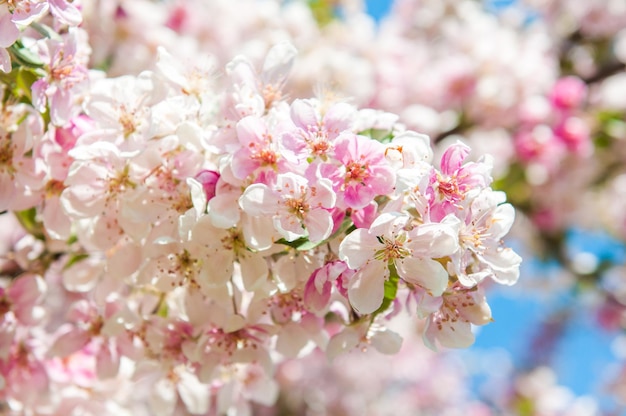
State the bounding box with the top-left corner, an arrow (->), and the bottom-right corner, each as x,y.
0,2 -> 524,414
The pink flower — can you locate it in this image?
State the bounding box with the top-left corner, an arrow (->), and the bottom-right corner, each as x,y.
428,141 -> 492,221
231,116 -> 289,182
32,30 -> 89,125
332,132 -> 396,210
282,99 -> 355,161
239,172 -> 336,243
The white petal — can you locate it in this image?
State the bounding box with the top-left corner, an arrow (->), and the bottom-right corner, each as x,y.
347,262 -> 386,314
412,217 -> 460,258
261,42 -> 297,84
304,208 -> 333,243
480,247 -> 522,285
326,328 -> 360,361
338,229 -> 380,269
276,322 -> 308,358
177,371 -> 210,415
208,194 -> 240,229
369,329 -> 403,355
397,257 -> 448,296
239,253 -> 268,292
424,316 -> 475,350
42,196 -> 72,240
62,258 -> 103,292
239,183 -> 277,216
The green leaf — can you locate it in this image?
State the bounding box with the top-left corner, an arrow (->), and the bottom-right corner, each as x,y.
16,69 -> 39,102
9,44 -> 44,68
308,0 -> 336,26
157,298 -> 169,318
275,215 -> 356,251
29,22 -> 62,41
275,236 -> 311,250
14,208 -> 45,240
358,128 -> 395,143
63,253 -> 89,270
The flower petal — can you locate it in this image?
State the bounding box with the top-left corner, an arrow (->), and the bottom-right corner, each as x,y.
347,262 -> 386,314
397,257 -> 448,297
338,229 -> 380,269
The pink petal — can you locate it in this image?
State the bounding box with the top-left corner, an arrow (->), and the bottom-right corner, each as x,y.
304,269 -> 332,313
49,328 -> 91,357
8,273 -> 46,309
42,196 -> 72,240
236,116 -> 267,147
322,102 -> 354,137
96,341 -> 120,379
0,14 -> 19,48
290,99 -> 318,131
440,141 -> 470,175
48,0 -> 83,26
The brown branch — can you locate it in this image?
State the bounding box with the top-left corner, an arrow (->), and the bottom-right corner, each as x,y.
583,61 -> 626,85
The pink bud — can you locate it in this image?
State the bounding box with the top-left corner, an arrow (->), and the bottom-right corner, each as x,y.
549,76 -> 587,110
304,269 -> 332,314
166,5 -> 188,32
195,170 -> 220,200
54,115 -> 94,151
553,116 -> 591,155
440,141 -> 470,176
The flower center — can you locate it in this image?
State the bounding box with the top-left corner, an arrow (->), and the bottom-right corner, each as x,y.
285,197 -> 309,220
436,173 -> 462,203
345,161 -> 369,183
374,235 -> 410,262
253,148 -> 278,166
